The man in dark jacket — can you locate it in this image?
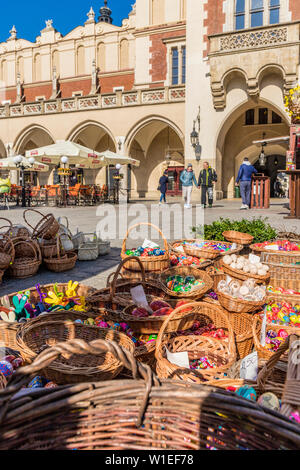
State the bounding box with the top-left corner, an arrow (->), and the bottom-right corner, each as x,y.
158,170 -> 169,205
198,162 -> 217,208
235,157 -> 257,210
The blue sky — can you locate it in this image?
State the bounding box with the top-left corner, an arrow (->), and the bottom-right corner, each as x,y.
0,1 -> 134,43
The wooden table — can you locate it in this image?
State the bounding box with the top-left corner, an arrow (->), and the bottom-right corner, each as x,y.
284,170 -> 300,219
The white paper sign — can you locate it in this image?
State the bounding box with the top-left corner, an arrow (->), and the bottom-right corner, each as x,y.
260,309 -> 267,347
166,348 -> 190,369
130,285 -> 153,313
240,352 -> 258,381
142,239 -> 159,249
231,243 -> 237,250
249,253 -> 260,264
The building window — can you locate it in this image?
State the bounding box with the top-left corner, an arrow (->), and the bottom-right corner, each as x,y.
245,109 -> 255,125
235,0 -> 245,30
272,111 -> 282,123
259,108 -> 268,124
182,46 -> 186,84
171,48 -> 179,85
120,39 -> 129,70
269,0 -> 280,24
76,46 -> 85,76
251,0 -> 264,28
235,0 -> 280,30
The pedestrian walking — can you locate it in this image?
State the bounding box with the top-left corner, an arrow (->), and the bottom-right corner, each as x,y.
158,170 -> 169,205
180,163 -> 198,209
235,157 -> 258,210
198,162 -> 218,208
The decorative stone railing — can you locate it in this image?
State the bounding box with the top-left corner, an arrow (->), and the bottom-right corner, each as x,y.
0,85 -> 185,119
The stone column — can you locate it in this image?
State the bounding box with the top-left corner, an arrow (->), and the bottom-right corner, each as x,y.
5,143 -> 18,184
116,136 -> 128,203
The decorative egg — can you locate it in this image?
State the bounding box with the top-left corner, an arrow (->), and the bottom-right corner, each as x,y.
236,385 -> 257,402
0,360 -> 14,378
258,392 -> 280,411
28,376 -> 45,389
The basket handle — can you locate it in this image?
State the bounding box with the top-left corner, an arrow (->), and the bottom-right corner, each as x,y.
110,256 -> 146,301
13,240 -> 41,263
106,271 -> 125,288
0,218 -> 13,235
154,301 -> 235,361
257,334 -> 299,391
0,234 -> 15,258
0,336 -> 160,428
47,236 -> 64,260
23,209 -> 46,231
121,222 -> 169,256
57,216 -> 69,230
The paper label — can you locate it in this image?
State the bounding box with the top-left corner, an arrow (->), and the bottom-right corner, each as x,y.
249,253 -> 260,264
166,348 -> 190,369
130,285 -> 153,313
240,352 -> 258,381
260,309 -> 267,347
231,243 -> 237,250
142,239 -> 160,249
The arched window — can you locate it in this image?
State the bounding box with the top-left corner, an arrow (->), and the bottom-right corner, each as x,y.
97,43 -> 105,72
52,50 -> 60,76
0,60 -> 7,85
33,54 -> 41,82
17,56 -> 24,82
77,46 -> 85,75
152,0 -> 165,25
120,39 -> 129,70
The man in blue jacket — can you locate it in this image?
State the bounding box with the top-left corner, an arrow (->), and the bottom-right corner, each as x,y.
180,163 -> 198,209
235,158 -> 257,210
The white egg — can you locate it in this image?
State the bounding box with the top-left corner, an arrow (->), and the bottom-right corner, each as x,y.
258,269 -> 266,276
239,286 -> 249,296
230,262 -> 237,269
250,266 -> 258,275
236,263 -> 244,271
223,255 -> 232,265
231,254 -> 237,262
243,265 -> 250,273
264,265 -> 270,272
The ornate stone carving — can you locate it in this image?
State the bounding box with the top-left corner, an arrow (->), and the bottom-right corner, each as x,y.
220,27 -> 288,51
8,26 -> 17,41
45,20 -> 53,29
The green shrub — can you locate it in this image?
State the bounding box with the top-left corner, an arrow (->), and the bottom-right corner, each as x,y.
191,217 -> 277,244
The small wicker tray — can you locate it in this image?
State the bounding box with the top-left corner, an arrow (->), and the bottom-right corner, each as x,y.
223,231 -> 254,245
183,239 -> 242,260
217,289 -> 266,314
159,266 -> 213,299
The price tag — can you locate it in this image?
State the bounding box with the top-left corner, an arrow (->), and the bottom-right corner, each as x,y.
142,239 -> 159,249
130,285 -> 153,314
249,253 -> 260,264
240,352 -> 258,381
166,348 -> 190,369
231,243 -> 237,250
260,309 -> 267,347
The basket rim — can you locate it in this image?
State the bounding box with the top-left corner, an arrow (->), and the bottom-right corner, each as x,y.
159,267 -> 214,298
216,289 -> 266,307
220,259 -> 270,282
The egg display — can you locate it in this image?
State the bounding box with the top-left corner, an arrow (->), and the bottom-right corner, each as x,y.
223,254 -> 269,277
125,247 -> 165,257
217,277 -> 266,302
170,253 -> 207,267
166,275 -> 205,293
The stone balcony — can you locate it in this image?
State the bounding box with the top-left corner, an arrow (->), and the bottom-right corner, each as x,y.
0,85 -> 185,119
208,22 -> 300,109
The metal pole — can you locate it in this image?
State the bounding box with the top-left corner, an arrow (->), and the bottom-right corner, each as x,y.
21,166 -> 26,208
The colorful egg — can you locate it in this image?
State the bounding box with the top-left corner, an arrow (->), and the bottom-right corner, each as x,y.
28,376 -> 45,389
0,360 -> 14,378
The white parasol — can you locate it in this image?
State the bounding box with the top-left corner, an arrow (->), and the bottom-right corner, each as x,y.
25,141 -> 103,166
76,150 -> 140,169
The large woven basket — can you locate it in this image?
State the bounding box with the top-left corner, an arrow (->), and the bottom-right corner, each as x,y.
0,316 -> 20,352
86,257 -> 168,316
155,302 -> 236,383
252,314 -> 294,361
23,209 -> 60,241
43,237 -> 77,272
220,258 -> 270,284
121,222 -> 169,272
16,320 -> 135,383
217,289 -> 266,314
250,242 -> 300,264
1,338 -> 300,450
267,259 -> 300,291
183,239 -> 242,260
0,235 -> 15,271
38,234 -> 65,259
223,230 -> 254,246
8,240 -> 41,279
159,266 -> 213,299
122,298 -> 197,335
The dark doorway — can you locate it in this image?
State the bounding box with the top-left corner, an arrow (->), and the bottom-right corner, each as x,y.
254,154 -> 286,197
166,166 -> 184,196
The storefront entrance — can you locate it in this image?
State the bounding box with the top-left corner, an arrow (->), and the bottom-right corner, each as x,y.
166,166 -> 184,196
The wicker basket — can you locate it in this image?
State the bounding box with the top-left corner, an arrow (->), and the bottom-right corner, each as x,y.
8,240 -> 41,279
43,237 -> 77,272
205,266 -> 226,291
250,243 -> 300,264
121,222 -> 169,272
159,266 -> 213,299
0,218 -> 13,235
183,239 -> 242,260
155,301 -> 236,383
0,317 -> 20,352
0,235 -> 15,270
38,234 -> 65,259
217,289 -> 266,314
78,233 -> 99,261
223,231 -> 254,246
86,257 -> 168,317
122,298 -> 197,334
1,337 -> 300,450
267,259 -> 300,291
11,236 -> 37,259
16,320 -> 135,383
252,314 -> 294,361
23,209 -> 60,241
220,258 -> 270,284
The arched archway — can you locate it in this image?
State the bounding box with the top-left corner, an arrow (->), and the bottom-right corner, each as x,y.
126,117 -> 184,199
68,121 -> 116,186
216,99 -> 289,198
14,125 -> 55,185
